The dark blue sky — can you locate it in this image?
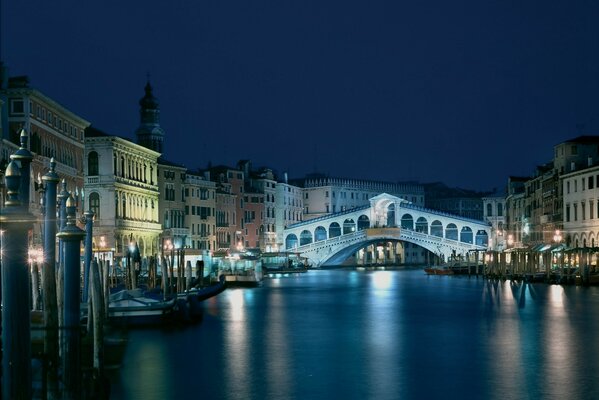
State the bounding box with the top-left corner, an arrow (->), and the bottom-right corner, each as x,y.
3,0 -> 599,190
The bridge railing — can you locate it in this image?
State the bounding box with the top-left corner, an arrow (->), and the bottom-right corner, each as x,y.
286,205 -> 371,230
294,230 -> 367,252
400,229 -> 486,250
399,203 -> 491,227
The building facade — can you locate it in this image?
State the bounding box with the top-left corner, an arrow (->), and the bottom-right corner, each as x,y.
275,176 -> 304,249
297,175 -> 424,220
562,165 -> 599,248
482,193 -> 507,250
0,74 -> 90,246
185,170 -> 216,253
84,126 -> 162,264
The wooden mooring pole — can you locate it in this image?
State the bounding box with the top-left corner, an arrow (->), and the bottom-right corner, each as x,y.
57,195 -> 86,399
1,159 -> 36,400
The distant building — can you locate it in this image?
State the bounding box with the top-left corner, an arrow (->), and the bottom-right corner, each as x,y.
294,174 -> 424,220
505,135 -> 599,249
482,192 -> 506,250
562,164 -> 599,247
185,170 -> 216,253
157,158 -> 188,253
424,182 -> 488,220
505,176 -> 528,247
275,173 -> 304,250
210,165 -> 245,252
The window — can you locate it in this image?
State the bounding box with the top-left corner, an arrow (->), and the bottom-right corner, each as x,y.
497,203 -> 503,217
486,203 -> 493,216
88,151 -> 99,176
10,99 -> 24,115
89,192 -> 100,219
590,176 -> 594,190
566,205 -> 570,222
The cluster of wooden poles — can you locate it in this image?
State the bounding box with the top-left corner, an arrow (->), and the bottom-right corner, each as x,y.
482,247 -> 595,284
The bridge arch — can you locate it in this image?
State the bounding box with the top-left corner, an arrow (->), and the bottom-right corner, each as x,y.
460,226 -> 473,244
343,218 -> 356,234
430,220 -> 443,237
315,226 -> 327,242
475,230 -> 488,246
285,234 -> 298,249
415,217 -> 428,234
446,223 -> 458,240
357,215 -> 370,230
401,214 -> 414,230
300,230 -> 313,246
329,222 -> 341,238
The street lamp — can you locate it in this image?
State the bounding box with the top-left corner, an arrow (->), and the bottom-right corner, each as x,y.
507,234 -> 514,248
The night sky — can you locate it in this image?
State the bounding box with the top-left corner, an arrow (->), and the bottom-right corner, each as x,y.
3,1 -> 599,191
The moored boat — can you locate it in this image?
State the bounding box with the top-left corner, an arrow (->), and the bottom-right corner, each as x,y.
424,266 -> 454,275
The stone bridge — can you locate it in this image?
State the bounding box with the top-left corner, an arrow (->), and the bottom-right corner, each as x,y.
283,193 -> 491,266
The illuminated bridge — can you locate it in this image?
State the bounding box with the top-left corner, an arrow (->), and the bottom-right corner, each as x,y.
283,193 -> 491,267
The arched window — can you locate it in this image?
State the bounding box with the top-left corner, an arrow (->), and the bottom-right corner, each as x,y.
88,151 -> 99,176
89,192 -> 100,219
486,203 -> 493,217
497,203 -> 503,217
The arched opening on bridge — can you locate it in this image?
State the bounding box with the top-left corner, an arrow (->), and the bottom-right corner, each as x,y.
475,230 -> 488,246
446,223 -> 458,241
357,215 -> 370,230
460,226 -> 473,244
285,234 -> 298,249
314,226 -> 327,242
401,214 -> 414,230
329,222 -> 341,238
415,217 -> 428,234
300,230 -> 313,246
430,220 -> 443,237
387,204 -> 395,227
343,219 -> 356,234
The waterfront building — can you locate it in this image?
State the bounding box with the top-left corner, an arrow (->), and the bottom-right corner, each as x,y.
242,162 -> 277,252
157,158 -> 188,253
0,73 -> 90,246
505,135 -> 599,249
562,164 -> 599,247
210,165 -> 244,252
482,192 -> 507,250
84,126 -> 161,263
275,174 -> 304,249
294,174 -> 424,220
505,177 -> 528,248
185,170 -> 216,253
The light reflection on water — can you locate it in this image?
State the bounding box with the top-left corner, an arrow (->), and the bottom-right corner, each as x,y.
112,269 -> 599,400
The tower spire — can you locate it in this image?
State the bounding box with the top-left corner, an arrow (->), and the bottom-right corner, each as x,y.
135,76 -> 164,153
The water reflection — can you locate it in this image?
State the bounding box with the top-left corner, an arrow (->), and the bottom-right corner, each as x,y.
223,289 -> 250,398
366,271 -> 402,398
264,290 -> 293,398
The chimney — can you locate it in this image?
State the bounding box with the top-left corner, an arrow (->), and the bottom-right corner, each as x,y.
571,161 -> 576,172
589,156 -> 593,167
284,172 -> 288,184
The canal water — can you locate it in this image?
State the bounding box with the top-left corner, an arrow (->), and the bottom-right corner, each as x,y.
111,268 -> 599,400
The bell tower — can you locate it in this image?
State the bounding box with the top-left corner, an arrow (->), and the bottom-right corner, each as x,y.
135,79 -> 165,153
